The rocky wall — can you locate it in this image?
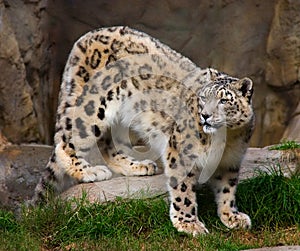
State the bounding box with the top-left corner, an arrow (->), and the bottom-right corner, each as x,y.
0,0 -> 50,143
0,0 -> 299,146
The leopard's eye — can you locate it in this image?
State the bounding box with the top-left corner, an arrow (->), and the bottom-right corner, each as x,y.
200,96 -> 206,102
219,98 -> 227,104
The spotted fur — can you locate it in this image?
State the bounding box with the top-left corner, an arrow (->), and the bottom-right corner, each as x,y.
33,26 -> 254,236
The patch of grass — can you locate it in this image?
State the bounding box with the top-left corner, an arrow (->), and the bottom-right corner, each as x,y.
269,140 -> 300,150
0,168 -> 299,250
237,166 -> 300,230
0,210 -> 18,232
0,210 -> 41,251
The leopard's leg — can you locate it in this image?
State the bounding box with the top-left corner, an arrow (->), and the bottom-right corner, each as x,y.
99,135 -> 157,176
209,166 -> 251,229
54,136 -> 112,183
31,124 -> 112,204
166,147 -> 209,236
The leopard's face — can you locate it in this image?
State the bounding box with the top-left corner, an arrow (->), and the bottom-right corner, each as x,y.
198,77 -> 254,134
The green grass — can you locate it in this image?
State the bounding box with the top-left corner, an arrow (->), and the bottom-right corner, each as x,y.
269,140 -> 300,150
237,167 -> 300,229
1,168 -> 299,251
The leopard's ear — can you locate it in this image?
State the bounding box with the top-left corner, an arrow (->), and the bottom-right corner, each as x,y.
234,77 -> 253,99
208,68 -> 218,81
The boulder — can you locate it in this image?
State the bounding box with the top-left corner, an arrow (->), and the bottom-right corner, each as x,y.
0,144 -> 51,210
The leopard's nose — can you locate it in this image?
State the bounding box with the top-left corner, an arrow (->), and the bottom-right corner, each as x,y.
201,113 -> 210,121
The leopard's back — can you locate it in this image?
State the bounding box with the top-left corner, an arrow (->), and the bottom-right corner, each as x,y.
57,26 -> 196,115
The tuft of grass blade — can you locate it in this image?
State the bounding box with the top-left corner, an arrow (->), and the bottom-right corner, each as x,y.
269,140 -> 300,150
237,166 -> 300,229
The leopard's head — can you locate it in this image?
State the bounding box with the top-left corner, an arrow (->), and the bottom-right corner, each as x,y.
198,70 -> 254,134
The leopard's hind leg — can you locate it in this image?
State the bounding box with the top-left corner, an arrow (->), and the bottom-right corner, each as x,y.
99,133 -> 158,176
31,123 -> 112,204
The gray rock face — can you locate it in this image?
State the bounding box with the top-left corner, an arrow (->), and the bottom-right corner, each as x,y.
264,0 -> 300,145
0,0 -> 50,143
282,102 -> 300,142
0,144 -> 51,210
0,0 -> 299,146
266,0 -> 300,88
0,1 -> 38,143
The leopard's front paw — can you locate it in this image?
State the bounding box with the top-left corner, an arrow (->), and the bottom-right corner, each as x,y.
220,211 -> 251,229
81,165 -> 112,182
173,220 -> 209,236
130,159 -> 158,176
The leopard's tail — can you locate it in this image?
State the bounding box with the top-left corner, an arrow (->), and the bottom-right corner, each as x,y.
29,150 -> 76,206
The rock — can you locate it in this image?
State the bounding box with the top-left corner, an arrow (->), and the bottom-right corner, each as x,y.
0,144 -> 51,210
43,0 -> 300,147
0,144 -> 298,211
266,0 -> 300,88
240,146 -> 299,179
282,102 -> 300,142
60,175 -> 167,204
0,0 -> 51,143
265,0 -> 300,145
0,0 -> 299,147
0,1 -> 39,143
0,131 -> 11,152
